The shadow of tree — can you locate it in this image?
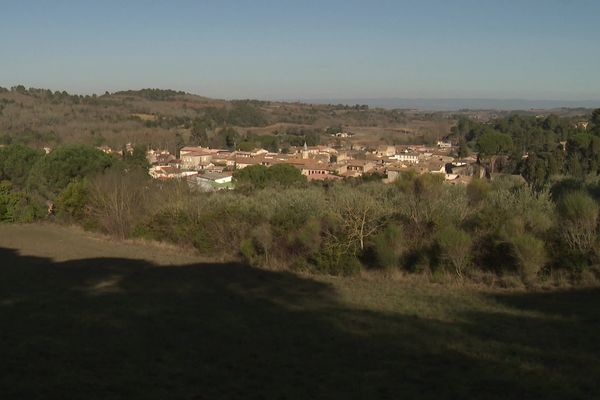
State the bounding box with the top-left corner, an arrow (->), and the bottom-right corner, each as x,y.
0,247 -> 598,399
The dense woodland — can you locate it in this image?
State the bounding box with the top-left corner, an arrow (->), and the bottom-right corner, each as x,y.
452,110 -> 600,187
1,86 -> 600,287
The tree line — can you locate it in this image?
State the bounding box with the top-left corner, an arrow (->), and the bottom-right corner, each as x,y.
451,110 -> 600,189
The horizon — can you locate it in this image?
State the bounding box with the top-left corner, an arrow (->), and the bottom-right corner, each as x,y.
4,83 -> 600,111
1,1 -> 599,101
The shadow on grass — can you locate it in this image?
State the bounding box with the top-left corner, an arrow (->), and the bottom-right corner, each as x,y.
0,247 -> 599,399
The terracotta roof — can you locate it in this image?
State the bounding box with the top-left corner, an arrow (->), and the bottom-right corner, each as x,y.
307,174 -> 343,181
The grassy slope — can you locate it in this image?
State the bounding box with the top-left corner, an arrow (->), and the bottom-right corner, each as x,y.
0,224 -> 598,399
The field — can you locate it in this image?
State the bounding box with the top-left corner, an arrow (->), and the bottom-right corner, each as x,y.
0,224 -> 599,399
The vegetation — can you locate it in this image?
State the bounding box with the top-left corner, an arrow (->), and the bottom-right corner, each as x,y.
1,102 -> 600,287
26,145 -> 114,198
1,90 -> 599,397
0,85 -> 463,154
0,224 -> 599,399
233,164 -> 307,191
2,127 -> 600,286
449,112 -> 598,185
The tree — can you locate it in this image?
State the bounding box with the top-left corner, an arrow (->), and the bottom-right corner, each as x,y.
476,132 -> 513,174
174,132 -> 186,157
88,168 -> 152,239
55,180 -> 89,221
590,108 -> 600,135
209,127 -> 239,150
27,145 -> 114,198
123,145 -> 150,171
329,186 -> 390,252
190,118 -> 209,146
457,139 -> 470,159
520,153 -> 549,190
0,144 -> 44,187
233,164 -> 306,191
0,180 -> 41,222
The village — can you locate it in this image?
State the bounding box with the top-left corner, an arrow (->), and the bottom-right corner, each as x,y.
137,136 -> 477,191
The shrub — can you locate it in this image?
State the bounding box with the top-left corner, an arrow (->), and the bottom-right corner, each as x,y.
285,217 -> 322,260
436,225 -> 472,278
315,244 -> 362,276
466,178 -> 490,205
558,191 -> 598,254
512,234 -> 547,285
371,224 -> 404,270
240,238 -> 257,264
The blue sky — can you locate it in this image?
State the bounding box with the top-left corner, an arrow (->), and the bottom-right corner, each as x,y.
1,0 -> 599,100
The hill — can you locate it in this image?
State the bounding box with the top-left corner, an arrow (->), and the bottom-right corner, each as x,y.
0,86 -> 478,152
0,223 -> 599,399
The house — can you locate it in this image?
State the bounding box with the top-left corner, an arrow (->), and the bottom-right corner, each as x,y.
427,161 -> 447,174
375,145 -> 396,157
437,140 -> 452,148
149,165 -> 197,180
97,145 -> 114,154
234,156 -> 267,169
189,172 -> 234,191
391,151 -> 419,164
384,164 -> 409,183
147,149 -> 175,165
306,173 -> 343,182
346,160 -> 374,176
298,162 -> 332,177
180,146 -> 223,156
331,131 -> 353,138
181,150 -> 214,170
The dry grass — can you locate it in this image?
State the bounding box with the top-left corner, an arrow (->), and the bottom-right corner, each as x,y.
0,223 -> 599,399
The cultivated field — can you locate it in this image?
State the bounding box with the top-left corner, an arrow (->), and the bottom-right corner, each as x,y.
0,224 -> 598,399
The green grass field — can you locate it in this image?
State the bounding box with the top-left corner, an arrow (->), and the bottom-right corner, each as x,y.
0,224 -> 599,399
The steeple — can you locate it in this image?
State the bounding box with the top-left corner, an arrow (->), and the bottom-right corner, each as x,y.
302,141 -> 309,159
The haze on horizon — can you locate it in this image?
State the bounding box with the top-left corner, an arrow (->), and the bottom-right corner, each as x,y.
1,0 -> 599,103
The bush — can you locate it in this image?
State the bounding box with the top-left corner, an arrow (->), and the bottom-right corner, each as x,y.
436,225 -> 472,278
315,245 -> 362,276
240,238 -> 257,264
285,217 -> 322,260
558,191 -> 598,254
512,234 -> 547,285
371,224 -> 404,270
466,178 -> 490,205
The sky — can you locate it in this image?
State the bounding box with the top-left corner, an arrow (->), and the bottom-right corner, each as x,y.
1,0 -> 599,101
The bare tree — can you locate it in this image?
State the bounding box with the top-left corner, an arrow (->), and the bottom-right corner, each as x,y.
88,168 -> 152,239
328,186 -> 391,253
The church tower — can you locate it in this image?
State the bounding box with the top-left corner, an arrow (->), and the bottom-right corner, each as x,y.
302,141 -> 309,159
